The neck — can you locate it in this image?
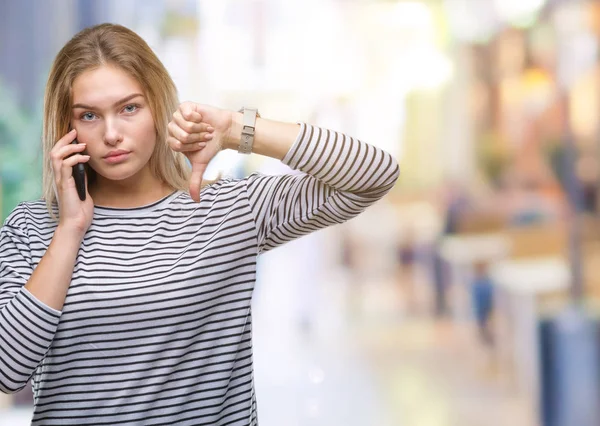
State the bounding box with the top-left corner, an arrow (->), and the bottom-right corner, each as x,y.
89,167 -> 174,208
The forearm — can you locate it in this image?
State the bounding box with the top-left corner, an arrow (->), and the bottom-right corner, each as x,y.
222,111 -> 399,197
24,226 -> 83,311
223,114 -> 398,192
223,112 -> 301,160
227,116 -> 399,193
0,226 -> 77,393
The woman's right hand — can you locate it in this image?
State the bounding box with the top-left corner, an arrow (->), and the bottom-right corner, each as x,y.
51,129 -> 93,237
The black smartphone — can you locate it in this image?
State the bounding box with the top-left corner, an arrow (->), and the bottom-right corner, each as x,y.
70,139 -> 87,201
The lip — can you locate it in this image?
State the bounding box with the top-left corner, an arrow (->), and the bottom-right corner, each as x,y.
103,151 -> 131,164
104,149 -> 131,158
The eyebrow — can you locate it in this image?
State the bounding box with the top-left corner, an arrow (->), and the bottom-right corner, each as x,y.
72,93 -> 144,110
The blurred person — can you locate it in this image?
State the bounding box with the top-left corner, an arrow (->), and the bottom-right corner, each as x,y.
395,227 -> 419,315
431,180 -> 470,317
470,261 -> 494,346
0,23 -> 399,425
509,177 -> 558,226
397,228 -> 417,271
576,154 -> 599,214
441,181 -> 470,236
496,165 -> 563,227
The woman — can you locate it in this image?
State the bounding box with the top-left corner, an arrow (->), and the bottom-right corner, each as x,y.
0,23 -> 399,425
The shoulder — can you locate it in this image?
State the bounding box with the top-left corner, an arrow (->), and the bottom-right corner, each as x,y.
3,199 -> 54,231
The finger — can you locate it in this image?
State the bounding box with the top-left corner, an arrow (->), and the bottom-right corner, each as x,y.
167,136 -> 207,152
56,142 -> 87,160
172,110 -> 214,134
52,128 -> 78,149
52,144 -> 87,187
51,130 -> 81,181
62,153 -> 91,168
51,155 -> 62,188
189,163 -> 206,203
179,102 -> 203,123
60,154 -> 90,189
167,122 -> 212,145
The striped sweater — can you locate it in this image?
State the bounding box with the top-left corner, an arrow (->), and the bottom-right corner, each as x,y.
0,123 -> 399,425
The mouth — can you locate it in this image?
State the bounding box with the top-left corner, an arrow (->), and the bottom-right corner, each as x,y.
103,151 -> 131,164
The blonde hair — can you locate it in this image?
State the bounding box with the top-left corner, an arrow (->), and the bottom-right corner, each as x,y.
42,23 -> 192,219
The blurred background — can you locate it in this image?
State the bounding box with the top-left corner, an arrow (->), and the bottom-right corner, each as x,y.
2,0 -> 600,425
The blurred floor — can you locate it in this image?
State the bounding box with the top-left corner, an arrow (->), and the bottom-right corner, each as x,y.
0,242 -> 534,426
252,236 -> 535,426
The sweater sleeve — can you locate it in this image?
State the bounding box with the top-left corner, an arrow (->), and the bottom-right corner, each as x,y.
0,204 -> 62,394
245,123 -> 400,253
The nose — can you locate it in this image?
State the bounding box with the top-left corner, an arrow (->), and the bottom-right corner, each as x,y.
103,117 -> 123,146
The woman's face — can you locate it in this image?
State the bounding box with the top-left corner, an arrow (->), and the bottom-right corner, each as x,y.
71,64 -> 157,184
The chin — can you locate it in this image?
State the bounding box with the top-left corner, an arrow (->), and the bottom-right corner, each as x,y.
91,164 -> 145,182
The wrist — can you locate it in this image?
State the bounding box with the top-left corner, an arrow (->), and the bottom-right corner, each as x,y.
55,223 -> 86,244
224,111 -> 243,151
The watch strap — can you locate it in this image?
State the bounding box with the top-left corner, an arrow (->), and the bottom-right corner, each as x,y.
239,107 -> 259,154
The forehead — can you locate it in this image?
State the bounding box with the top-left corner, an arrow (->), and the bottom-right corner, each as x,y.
71,65 -> 144,105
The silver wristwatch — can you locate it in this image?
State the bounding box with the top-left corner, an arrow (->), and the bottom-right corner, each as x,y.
238,107 -> 260,154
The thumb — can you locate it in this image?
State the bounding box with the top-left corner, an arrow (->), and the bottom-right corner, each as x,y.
182,102 -> 203,123
188,103 -> 204,123
189,163 -> 206,203
189,110 -> 203,123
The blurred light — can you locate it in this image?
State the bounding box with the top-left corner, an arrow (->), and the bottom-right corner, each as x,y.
558,34 -> 598,90
391,47 -> 454,91
570,69 -> 600,141
552,1 -> 587,35
494,0 -> 547,27
305,398 -> 320,418
202,149 -> 244,181
308,367 -> 325,385
380,1 -> 433,30
368,1 -> 453,92
521,68 -> 554,115
290,1 -> 364,98
443,0 -> 499,43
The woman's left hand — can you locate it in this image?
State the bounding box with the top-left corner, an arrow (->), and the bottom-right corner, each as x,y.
167,102 -> 234,202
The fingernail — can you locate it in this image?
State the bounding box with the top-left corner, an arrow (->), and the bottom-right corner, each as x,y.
70,129 -> 76,134
207,126 -> 214,132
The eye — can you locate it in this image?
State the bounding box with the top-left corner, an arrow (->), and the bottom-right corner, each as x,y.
81,112 -> 96,121
123,104 -> 139,113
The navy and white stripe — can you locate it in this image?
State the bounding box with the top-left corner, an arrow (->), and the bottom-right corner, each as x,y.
0,123 -> 399,425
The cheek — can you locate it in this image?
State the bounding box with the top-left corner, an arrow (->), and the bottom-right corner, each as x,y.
142,123 -> 157,141
140,125 -> 157,150
138,115 -> 158,152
